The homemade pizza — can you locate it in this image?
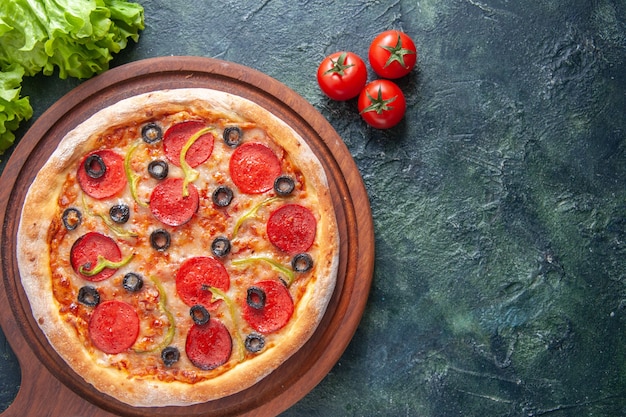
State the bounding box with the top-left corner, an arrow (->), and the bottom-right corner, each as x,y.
16,88 -> 339,407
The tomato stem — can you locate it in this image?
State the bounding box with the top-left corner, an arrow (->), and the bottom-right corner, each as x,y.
323,52 -> 354,76
381,34 -> 416,69
360,86 -> 398,115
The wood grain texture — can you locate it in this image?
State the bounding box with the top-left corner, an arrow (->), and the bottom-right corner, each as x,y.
0,57 -> 374,417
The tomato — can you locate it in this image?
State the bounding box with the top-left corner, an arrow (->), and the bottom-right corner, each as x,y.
369,30 -> 417,79
317,51 -> 368,101
358,80 -> 406,129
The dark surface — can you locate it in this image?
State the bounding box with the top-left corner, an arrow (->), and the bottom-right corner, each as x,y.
1,0 -> 626,416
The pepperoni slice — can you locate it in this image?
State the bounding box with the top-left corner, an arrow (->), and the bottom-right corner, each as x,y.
229,142 -> 281,194
163,121 -> 214,167
242,280 -> 294,334
77,149 -> 127,199
70,232 -> 122,282
149,177 -> 199,226
176,257 -> 230,310
89,300 -> 139,354
185,319 -> 232,370
267,204 -> 317,254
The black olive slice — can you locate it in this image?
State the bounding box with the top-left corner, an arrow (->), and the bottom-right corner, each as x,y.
109,204 -> 130,224
142,122 -> 163,144
223,126 -> 243,147
161,346 -> 180,367
78,286 -> 100,307
211,236 -> 231,257
246,286 -> 266,310
212,185 -> 234,207
148,160 -> 169,180
274,175 -> 295,196
245,332 -> 266,353
62,207 -> 82,231
123,272 -> 144,292
150,229 -> 171,251
291,253 -> 314,273
190,304 -> 210,325
84,154 -> 106,179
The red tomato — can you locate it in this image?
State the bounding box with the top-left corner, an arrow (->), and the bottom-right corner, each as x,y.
317,51 -> 368,101
369,30 -> 417,79
358,80 -> 406,129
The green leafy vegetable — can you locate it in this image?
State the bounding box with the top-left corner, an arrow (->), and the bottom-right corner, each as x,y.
0,65 -> 32,155
0,0 -> 145,79
0,0 -> 144,155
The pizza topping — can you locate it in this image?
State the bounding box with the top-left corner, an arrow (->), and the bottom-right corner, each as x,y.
211,236 -> 231,257
181,126 -> 214,197
109,204 -> 130,224
232,196 -> 278,237
84,154 -> 106,179
274,175 -> 296,196
267,204 -> 317,254
70,232 -> 123,281
242,280 -> 294,334
62,207 -> 82,231
163,120 -> 214,168
292,253 -> 314,273
77,150 -> 127,199
150,229 -> 171,251
190,304 -> 210,325
244,332 -> 265,353
141,122 -> 163,144
212,185 -> 234,207
79,253 -> 134,278
150,178 -> 199,226
89,300 -> 140,354
176,257 -> 230,310
229,142 -> 282,194
122,272 -> 144,292
231,256 -> 295,286
185,319 -> 233,370
222,126 -> 243,148
77,285 -> 100,307
133,276 -> 176,354
79,195 -> 137,239
207,287 -> 246,362
124,142 -> 149,208
246,286 -> 266,310
148,160 -> 168,180
161,346 -> 180,367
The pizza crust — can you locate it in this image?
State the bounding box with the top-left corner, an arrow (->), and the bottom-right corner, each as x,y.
17,89 -> 339,406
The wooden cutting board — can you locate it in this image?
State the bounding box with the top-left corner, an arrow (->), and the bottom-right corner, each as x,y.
0,57 -> 374,417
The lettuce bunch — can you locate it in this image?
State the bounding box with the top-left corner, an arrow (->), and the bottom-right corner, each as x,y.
0,66 -> 32,154
0,0 -> 144,155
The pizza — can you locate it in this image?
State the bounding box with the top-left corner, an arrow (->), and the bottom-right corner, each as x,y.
16,88 -> 339,407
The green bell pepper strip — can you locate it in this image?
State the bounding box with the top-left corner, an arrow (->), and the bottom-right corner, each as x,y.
81,194 -> 138,238
181,127 -> 213,197
231,256 -> 296,286
208,287 -> 245,362
124,141 -> 149,208
79,253 -> 134,276
134,276 -> 176,354
232,197 -> 279,238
